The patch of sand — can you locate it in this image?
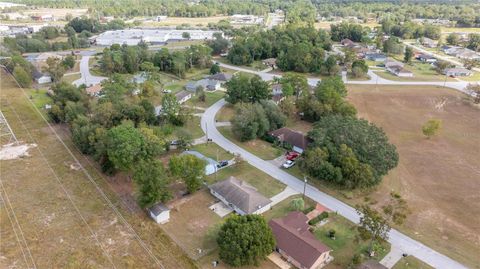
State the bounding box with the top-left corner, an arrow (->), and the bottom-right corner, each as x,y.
0,143 -> 37,160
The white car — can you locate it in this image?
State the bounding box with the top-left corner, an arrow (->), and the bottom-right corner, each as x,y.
282,160 -> 295,169
163,89 -> 172,93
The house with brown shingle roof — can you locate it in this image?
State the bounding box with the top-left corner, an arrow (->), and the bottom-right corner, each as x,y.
269,127 -> 311,153
209,176 -> 272,215
269,211 -> 333,269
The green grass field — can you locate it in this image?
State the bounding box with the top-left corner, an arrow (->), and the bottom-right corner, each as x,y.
217,126 -> 283,160
392,256 -> 434,269
191,142 -> 234,161
186,91 -> 225,108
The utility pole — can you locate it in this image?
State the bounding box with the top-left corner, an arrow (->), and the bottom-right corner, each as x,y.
205,121 -> 208,144
443,73 -> 448,87
302,176 -> 308,201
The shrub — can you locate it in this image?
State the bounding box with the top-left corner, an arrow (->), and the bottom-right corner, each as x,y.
308,211 -> 329,225
302,206 -> 315,214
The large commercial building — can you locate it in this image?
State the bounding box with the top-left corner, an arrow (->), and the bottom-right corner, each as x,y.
91,28 -> 222,46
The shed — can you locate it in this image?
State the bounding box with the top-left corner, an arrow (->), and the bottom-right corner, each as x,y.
148,203 -> 170,224
32,68 -> 52,84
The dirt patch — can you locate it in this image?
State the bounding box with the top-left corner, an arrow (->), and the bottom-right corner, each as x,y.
0,142 -> 37,160
347,85 -> 480,268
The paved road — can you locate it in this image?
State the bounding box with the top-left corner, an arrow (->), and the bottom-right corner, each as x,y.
217,62 -> 477,96
201,99 -> 469,269
403,41 -> 480,73
73,51 -> 107,87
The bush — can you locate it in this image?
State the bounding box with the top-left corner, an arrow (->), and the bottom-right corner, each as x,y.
308,211 -> 329,225
303,206 -> 315,214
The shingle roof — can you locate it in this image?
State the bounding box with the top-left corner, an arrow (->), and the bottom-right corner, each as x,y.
207,72 -> 232,82
269,127 -> 310,150
269,211 -> 330,268
175,90 -> 191,100
148,202 -> 169,216
209,176 -> 271,214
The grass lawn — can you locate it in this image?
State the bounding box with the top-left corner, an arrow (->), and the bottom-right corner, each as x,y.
61,73 -> 81,84
217,126 -> 284,160
198,250 -> 279,269
28,88 -> 52,110
191,142 -> 234,161
162,189 -> 222,260
181,116 -> 204,139
286,118 -> 313,134
314,214 -> 390,268
185,91 -> 225,108
215,57 -> 267,71
263,194 -> 315,222
215,104 -> 235,122
206,161 -> 285,198
392,256 -> 434,269
458,71 -> 480,82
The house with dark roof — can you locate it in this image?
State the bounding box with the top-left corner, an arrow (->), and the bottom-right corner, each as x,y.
365,53 -> 387,62
417,54 -> 437,63
420,37 -> 438,48
175,90 -> 192,104
32,67 -> 52,84
340,38 -> 355,47
444,67 -> 472,77
269,211 -> 333,269
207,72 -> 232,82
185,78 -> 221,92
209,176 -> 272,215
384,60 -> 413,77
148,202 -> 170,224
268,127 -> 310,153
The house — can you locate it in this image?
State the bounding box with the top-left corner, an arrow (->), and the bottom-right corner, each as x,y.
181,150 -> 219,175
365,53 -> 387,62
420,37 -> 438,48
148,202 -> 170,224
86,84 -> 103,97
384,60 -> 414,77
268,127 -> 310,154
262,58 -> 277,69
417,54 -> 437,63
340,38 -> 355,47
175,90 -> 192,104
271,84 -> 284,104
209,176 -> 272,215
356,260 -> 388,269
455,49 -> 480,60
207,72 -> 232,83
269,211 -> 333,269
32,68 -> 52,84
442,46 -> 462,55
185,79 -> 221,92
444,67 -> 472,77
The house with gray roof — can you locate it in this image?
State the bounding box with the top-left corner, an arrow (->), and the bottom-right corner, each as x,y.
209,176 -> 272,215
185,79 -> 221,92
175,90 -> 192,104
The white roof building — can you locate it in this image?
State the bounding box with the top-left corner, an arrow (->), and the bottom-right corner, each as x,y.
93,29 -> 222,46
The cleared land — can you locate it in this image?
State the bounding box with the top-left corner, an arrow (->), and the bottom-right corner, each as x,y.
347,85 -> 480,269
0,70 -> 195,269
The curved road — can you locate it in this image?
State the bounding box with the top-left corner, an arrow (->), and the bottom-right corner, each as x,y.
73,51 -> 107,87
201,99 -> 468,269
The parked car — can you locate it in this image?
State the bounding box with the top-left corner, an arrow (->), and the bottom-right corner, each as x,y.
282,160 -> 295,169
163,89 -> 172,93
216,160 -> 228,168
285,151 -> 299,161
170,140 -> 180,146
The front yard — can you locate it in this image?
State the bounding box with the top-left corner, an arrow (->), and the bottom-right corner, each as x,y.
392,256 -> 434,269
185,91 -> 225,108
191,142 -> 234,161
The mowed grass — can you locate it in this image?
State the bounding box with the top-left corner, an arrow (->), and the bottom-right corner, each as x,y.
191,142 -> 234,161
206,161 -> 285,198
0,70 -> 195,268
198,249 -> 279,269
217,126 -> 283,160
161,189 -> 222,260
374,61 -> 455,82
186,91 -> 225,108
347,84 -> 480,269
315,214 -> 390,268
392,256 -> 434,269
263,194 -> 315,222
215,104 -> 235,122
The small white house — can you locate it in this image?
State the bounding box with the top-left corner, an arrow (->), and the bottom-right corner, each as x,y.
175,90 -> 192,104
33,70 -> 52,84
148,203 -> 170,224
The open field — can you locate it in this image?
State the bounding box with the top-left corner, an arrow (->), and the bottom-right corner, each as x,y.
393,256 -> 434,269
218,126 -> 284,160
186,91 -> 225,109
347,84 -> 480,268
191,142 -> 234,161
143,16 -> 229,27
316,214 -> 390,269
0,70 -> 195,269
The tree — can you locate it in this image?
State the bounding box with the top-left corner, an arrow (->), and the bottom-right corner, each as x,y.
182,32 -> 191,39
62,55 -> 76,69
280,72 -> 309,100
290,198 -> 305,211
467,33 -> 480,52
351,59 -> 368,78
446,33 -> 459,46
133,159 -> 172,208
13,66 -> 32,88
217,215 -> 275,267
404,47 -> 413,63
169,154 -> 206,193
106,122 -> 148,172
231,103 -> 270,141
466,83 -> 480,104
43,57 -> 66,83
356,204 -> 391,255
279,96 -> 296,119
161,93 -> 180,124
324,55 -> 340,76
225,74 -> 270,104
259,100 -> 286,131
210,63 -> 220,74
435,60 -> 451,74
422,119 -> 442,138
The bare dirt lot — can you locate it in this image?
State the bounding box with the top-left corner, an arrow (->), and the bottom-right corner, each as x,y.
347,85 -> 480,268
0,70 -> 195,269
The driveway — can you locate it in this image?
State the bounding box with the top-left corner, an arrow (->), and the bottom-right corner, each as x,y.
201,98 -> 468,269
73,51 -> 107,87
